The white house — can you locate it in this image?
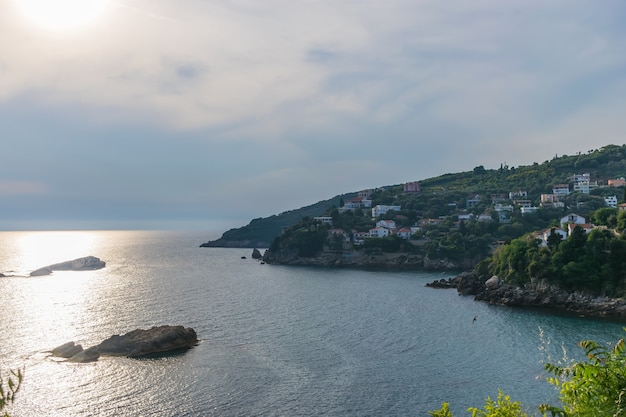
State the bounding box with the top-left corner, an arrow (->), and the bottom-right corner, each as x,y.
605,195 -> 618,208
376,219 -> 396,229
372,205 -> 401,218
369,227 -> 391,238
396,228 -> 413,239
535,227 -> 568,247
560,213 -> 586,227
553,184 -> 570,195
521,206 -> 539,214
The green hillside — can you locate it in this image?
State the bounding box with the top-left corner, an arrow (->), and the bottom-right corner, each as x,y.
202,144 -> 626,248
200,193 -> 354,247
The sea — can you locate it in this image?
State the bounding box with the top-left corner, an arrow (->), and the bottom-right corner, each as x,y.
1,230 -> 625,417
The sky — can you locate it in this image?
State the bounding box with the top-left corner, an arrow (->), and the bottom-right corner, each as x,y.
1,0 -> 625,235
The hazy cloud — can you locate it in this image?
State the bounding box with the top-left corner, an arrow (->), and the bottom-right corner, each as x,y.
0,0 -> 625,230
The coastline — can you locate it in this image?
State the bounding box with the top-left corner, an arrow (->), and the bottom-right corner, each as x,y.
429,271 -> 626,321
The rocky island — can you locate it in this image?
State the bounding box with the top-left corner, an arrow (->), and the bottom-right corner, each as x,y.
30,256 -> 106,276
51,325 -> 198,362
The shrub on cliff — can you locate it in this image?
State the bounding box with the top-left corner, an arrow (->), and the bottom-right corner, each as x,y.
487,225 -> 626,297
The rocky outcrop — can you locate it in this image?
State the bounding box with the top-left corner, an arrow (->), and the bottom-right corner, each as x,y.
200,239 -> 270,249
30,256 -> 106,276
51,325 -> 198,363
251,248 -> 263,259
435,271 -> 626,319
263,249 -> 427,270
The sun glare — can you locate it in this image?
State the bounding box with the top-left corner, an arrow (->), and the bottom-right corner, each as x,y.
14,0 -> 110,32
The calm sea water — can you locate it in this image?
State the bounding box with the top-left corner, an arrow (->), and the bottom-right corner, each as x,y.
1,230 -> 625,416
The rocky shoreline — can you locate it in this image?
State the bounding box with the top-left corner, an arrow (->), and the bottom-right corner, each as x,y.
261,249 -> 467,271
200,239 -> 270,249
428,271 -> 626,320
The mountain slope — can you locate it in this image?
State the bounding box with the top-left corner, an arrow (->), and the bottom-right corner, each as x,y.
201,144 -> 626,248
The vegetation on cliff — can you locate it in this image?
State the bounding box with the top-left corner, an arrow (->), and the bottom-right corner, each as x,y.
482,208 -> 626,297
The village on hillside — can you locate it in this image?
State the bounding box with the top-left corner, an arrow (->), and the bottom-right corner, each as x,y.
313,174 -> 626,248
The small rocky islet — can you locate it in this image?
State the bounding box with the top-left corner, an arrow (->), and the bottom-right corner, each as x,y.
51,325 -> 199,363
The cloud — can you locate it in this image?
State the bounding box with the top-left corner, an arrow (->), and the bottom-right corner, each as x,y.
0,0 -> 625,230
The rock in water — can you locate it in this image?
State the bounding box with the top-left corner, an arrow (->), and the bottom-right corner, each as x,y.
251,248 -> 262,259
30,256 -> 106,276
95,325 -> 198,357
51,341 -> 84,358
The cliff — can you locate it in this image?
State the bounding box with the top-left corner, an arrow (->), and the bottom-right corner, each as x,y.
433,272 -> 626,319
262,248 -> 465,271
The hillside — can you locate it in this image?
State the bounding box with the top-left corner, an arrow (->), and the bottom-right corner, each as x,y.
200,193 -> 354,247
201,144 -> 626,248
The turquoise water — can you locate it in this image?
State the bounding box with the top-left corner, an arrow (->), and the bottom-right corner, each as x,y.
1,230 -> 625,416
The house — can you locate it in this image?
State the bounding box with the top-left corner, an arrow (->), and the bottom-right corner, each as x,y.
609,179 -> 626,188
553,184 -> 570,195
314,216 -> 333,225
369,227 -> 391,238
541,194 -> 565,208
458,213 -> 474,221
478,213 -> 493,222
605,196 -> 618,208
358,189 -> 373,199
619,203 -> 626,212
403,181 -> 421,193
573,180 -> 598,194
520,206 -> 539,214
509,190 -> 528,199
419,218 -> 445,226
328,229 -> 350,242
339,196 -> 372,213
491,194 -> 507,204
494,204 -> 514,223
376,219 -> 396,230
396,228 -> 413,239
567,223 -> 594,235
514,199 -> 532,208
534,227 -> 568,247
560,213 -> 586,227
372,205 -> 401,218
466,194 -> 481,208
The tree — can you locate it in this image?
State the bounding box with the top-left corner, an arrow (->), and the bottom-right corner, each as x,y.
0,369 -> 22,417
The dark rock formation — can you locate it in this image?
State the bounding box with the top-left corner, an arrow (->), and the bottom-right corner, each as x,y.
425,276 -> 458,289
30,256 -> 106,276
251,248 -> 263,259
51,341 -> 84,358
262,249 -> 431,270
96,326 -> 198,357
51,325 -> 198,362
200,239 -> 270,249
437,271 -> 626,319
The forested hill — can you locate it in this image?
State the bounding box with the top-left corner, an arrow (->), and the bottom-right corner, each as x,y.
200,194 -> 353,248
201,144 -> 626,248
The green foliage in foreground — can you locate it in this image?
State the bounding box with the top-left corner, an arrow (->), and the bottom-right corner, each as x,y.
0,369 -> 22,417
429,331 -> 626,417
